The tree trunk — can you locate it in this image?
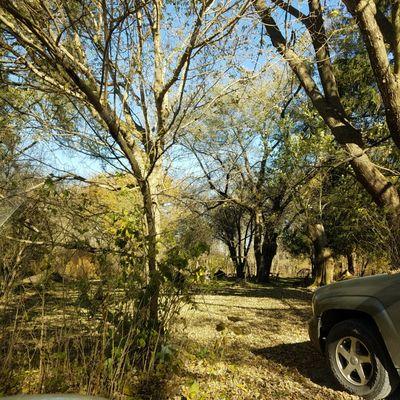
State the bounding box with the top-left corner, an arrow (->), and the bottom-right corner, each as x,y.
346,251 -> 356,275
343,0 -> 400,149
361,258 -> 369,277
227,241 -> 241,278
258,234 -> 278,283
254,209 -> 278,283
253,0 -> 400,265
253,211 -> 263,279
236,261 -> 246,280
141,180 -> 159,326
309,223 -> 334,286
228,244 -> 247,280
324,251 -> 335,285
310,248 -> 316,279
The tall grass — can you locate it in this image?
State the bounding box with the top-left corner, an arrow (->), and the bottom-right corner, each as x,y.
0,276 -> 183,399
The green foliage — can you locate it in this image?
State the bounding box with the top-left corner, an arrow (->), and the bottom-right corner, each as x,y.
159,243 -> 209,292
2,0 -> 400,395
111,210 -> 145,264
282,228 -> 311,258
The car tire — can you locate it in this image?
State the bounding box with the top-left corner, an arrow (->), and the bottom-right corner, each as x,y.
326,319 -> 398,399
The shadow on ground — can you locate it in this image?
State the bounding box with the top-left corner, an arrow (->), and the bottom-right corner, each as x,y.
252,341 -> 344,392
200,281 -> 313,302
252,341 -> 400,398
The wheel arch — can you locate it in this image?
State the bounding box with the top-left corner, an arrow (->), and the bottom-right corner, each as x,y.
320,309 -> 378,350
317,296 -> 400,371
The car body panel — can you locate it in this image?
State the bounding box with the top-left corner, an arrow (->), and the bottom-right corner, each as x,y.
310,273 -> 400,369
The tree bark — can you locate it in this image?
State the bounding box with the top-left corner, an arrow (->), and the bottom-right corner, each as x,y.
309,223 -> 334,286
343,0 -> 400,149
346,251 -> 356,275
236,261 -> 246,280
227,241 -> 240,277
253,0 -> 400,260
258,233 -> 278,283
253,209 -> 279,283
310,252 -> 316,279
254,211 -> 263,280
228,239 -> 248,280
324,250 -> 335,285
140,180 -> 159,325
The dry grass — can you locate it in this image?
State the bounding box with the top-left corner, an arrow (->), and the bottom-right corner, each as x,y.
170,280 -> 359,400
0,281 -> 175,398
0,279 -> 374,399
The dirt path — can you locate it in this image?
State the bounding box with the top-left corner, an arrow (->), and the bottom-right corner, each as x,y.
172,281 -> 358,400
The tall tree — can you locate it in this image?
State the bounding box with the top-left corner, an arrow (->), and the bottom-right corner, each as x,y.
186,76 -> 318,282
211,203 -> 253,279
252,0 -> 400,265
342,0 -> 400,148
0,0 -> 249,322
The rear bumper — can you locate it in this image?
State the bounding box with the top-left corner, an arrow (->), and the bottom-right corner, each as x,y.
308,316 -> 322,352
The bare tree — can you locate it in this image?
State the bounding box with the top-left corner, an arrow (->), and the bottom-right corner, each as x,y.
185,77 -> 314,282
0,0 -> 249,322
211,203 -> 253,279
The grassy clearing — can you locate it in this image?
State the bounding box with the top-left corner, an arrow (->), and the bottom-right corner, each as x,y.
171,280 -> 358,400
1,279 -> 361,399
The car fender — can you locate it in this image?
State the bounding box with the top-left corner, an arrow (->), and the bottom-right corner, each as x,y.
316,295 -> 400,369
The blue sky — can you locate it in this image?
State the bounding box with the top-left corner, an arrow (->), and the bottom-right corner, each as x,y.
19,0 -> 344,181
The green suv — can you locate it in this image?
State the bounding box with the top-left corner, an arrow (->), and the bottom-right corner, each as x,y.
309,273 -> 400,399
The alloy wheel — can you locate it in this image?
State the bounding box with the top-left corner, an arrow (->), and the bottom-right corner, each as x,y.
335,336 -> 374,386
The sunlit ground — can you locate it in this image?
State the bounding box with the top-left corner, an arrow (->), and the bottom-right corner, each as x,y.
171,280 -> 358,400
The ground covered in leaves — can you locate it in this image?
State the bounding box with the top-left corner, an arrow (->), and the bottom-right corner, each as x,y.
171,280 -> 358,400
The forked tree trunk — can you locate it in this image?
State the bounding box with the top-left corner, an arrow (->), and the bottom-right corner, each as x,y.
253,210 -> 278,283
227,241 -> 243,279
217,206 -> 252,280
309,223 -> 334,286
